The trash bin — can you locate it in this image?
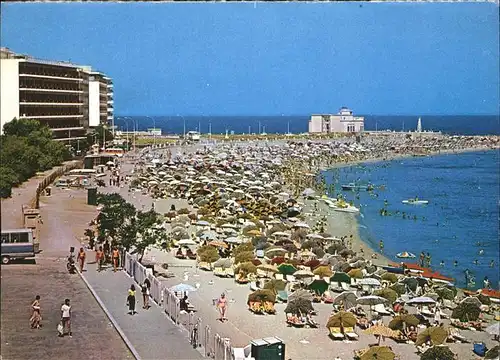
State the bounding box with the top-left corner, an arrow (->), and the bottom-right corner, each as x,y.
45,187 -> 52,196
251,337 -> 285,360
473,342 -> 487,357
87,187 -> 98,206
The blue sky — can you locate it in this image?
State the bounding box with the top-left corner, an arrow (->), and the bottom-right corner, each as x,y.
1,3 -> 498,116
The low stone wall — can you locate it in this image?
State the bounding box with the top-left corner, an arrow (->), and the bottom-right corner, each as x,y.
31,160 -> 83,208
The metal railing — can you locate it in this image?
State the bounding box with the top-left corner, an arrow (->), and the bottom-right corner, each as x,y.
123,252 -> 236,359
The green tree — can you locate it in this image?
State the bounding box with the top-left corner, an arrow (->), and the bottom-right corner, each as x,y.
96,193 -> 136,241
87,124 -> 114,148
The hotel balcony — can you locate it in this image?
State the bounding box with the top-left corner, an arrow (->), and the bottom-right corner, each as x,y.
21,114 -> 84,119
107,99 -> 114,104
51,126 -> 85,132
19,73 -> 83,82
20,102 -> 84,106
19,88 -> 84,94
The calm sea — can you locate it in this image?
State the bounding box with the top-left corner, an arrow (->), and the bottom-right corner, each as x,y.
115,115 -> 499,136
323,150 -> 500,290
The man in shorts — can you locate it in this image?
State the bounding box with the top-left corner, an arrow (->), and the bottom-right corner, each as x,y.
60,298 -> 72,337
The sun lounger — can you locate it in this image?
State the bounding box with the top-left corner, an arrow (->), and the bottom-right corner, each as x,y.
286,275 -> 296,283
343,326 -> 359,340
225,267 -> 235,277
213,267 -> 225,277
341,282 -> 351,291
198,261 -> 211,271
277,290 -> 288,302
286,313 -> 306,327
256,269 -> 267,278
373,303 -> 393,316
263,301 -> 276,314
248,301 -> 264,314
330,282 -> 343,292
275,273 -> 284,281
307,318 -> 319,328
249,282 -> 260,291
329,327 -> 345,340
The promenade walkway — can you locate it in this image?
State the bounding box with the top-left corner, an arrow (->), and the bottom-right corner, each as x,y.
82,263 -> 204,360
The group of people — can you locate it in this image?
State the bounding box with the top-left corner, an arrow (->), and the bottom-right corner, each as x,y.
126,279 -> 152,315
30,296 -> 72,338
73,244 -> 122,273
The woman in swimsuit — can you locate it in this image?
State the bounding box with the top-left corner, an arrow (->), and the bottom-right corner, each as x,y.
217,293 -> 228,321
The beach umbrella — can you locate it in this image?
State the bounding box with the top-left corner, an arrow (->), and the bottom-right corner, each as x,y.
170,283 -> 197,293
485,322 -> 500,336
265,247 -> 287,257
388,314 -> 420,330
359,346 -> 395,360
420,346 -> 455,360
288,289 -> 314,303
333,291 -> 358,310
293,222 -> 310,229
434,287 -> 455,301
263,279 -> 287,293
247,289 -> 276,304
283,243 -> 298,253
313,266 -> 333,278
277,263 -> 297,276
195,220 -> 211,226
287,207 -> 301,218
208,240 -> 228,249
284,298 -> 314,315
177,239 -> 197,246
308,279 -> 329,295
460,296 -> 482,308
374,288 -> 398,303
381,273 -> 399,284
349,260 -> 366,269
257,264 -> 278,273
293,269 -> 315,279
304,259 -> 321,270
451,302 -> 481,322
213,258 -> 233,269
415,326 -> 448,346
357,296 -> 388,307
364,325 -> 399,344
390,283 -> 407,296
225,236 -> 244,244
402,277 -> 418,292
330,272 -> 351,284
406,296 -> 436,305
326,311 -> 357,328
348,268 -> 364,279
358,278 -> 381,287
235,262 -> 257,275
306,233 -> 324,240
396,251 -> 416,259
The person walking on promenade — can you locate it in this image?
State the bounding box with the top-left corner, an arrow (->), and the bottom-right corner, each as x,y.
141,279 -> 151,309
77,247 -> 86,272
112,247 -> 120,272
96,246 -> 104,272
60,299 -> 72,337
30,295 -> 42,329
127,285 -> 137,315
103,241 -> 110,261
217,293 -> 228,322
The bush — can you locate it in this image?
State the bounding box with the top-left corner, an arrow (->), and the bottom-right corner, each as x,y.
420,346 -> 455,360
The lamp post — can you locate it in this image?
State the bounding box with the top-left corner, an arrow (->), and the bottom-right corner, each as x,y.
122,117 -> 130,151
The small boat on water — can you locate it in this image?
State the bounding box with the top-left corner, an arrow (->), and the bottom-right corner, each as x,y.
402,198 -> 429,205
330,200 -> 360,214
341,182 -> 374,191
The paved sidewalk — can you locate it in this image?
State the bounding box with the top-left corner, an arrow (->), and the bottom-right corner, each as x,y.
82,263 -> 204,360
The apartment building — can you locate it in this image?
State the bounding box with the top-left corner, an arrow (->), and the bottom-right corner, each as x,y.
0,48 -> 113,141
309,107 -> 364,134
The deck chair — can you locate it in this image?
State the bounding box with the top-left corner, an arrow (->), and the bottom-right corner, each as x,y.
286,275 -> 296,283
329,327 -> 345,340
343,326 -> 359,340
341,282 -> 351,291
420,306 -> 433,317
249,282 -> 260,291
374,303 -> 392,316
275,273 -> 284,281
198,262 -> 211,271
256,269 -> 267,278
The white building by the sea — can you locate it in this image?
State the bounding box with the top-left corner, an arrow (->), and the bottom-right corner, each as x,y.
308,107 -> 365,134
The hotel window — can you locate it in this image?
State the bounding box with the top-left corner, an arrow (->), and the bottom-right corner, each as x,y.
347,125 -> 355,132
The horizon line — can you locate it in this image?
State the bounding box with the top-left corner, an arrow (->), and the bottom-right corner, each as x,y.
115,114 -> 500,118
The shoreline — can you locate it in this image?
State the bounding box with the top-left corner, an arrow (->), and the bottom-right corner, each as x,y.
318,147 -> 499,289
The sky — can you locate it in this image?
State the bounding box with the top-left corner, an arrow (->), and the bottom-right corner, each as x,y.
1,3 -> 499,116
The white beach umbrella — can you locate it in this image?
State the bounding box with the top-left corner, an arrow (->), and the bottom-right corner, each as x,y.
356,295 -> 388,306
293,222 -> 310,229
293,269 -> 315,279
306,233 -> 324,240
177,239 -> 197,246
196,220 -> 211,227
357,278 -> 381,287
406,296 -> 437,305
225,236 -> 244,244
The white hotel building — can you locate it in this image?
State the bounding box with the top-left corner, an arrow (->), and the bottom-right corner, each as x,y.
309,107 -> 364,134
0,48 -> 113,142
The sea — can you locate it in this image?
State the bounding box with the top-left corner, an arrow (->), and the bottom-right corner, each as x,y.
323,150 -> 500,290
115,115 -> 500,136
122,114 -> 499,289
